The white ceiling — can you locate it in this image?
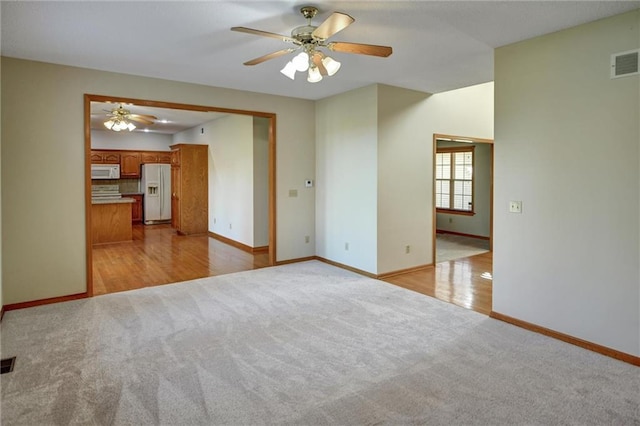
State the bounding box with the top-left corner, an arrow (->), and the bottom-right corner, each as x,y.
2,1 -> 639,102
90,101 -> 227,134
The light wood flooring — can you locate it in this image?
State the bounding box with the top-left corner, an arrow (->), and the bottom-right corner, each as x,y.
92,224 -> 492,315
92,224 -> 270,296
381,252 -> 493,315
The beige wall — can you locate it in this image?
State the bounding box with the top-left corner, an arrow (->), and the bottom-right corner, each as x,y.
316,85 -> 379,273
176,114 -> 258,246
316,83 -> 493,275
377,85 -> 432,273
0,51 -> 3,310
494,10 -> 639,356
1,57 -> 315,305
377,83 -> 493,273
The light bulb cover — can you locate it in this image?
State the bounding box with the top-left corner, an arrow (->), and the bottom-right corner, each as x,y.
307,66 -> 323,83
127,122 -> 136,131
104,120 -> 115,130
292,51 -> 309,72
322,56 -> 341,76
280,61 -> 297,80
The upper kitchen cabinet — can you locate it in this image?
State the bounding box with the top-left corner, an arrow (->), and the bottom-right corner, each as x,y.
170,144 -> 208,236
141,151 -> 172,164
91,150 -> 120,164
120,152 -> 141,178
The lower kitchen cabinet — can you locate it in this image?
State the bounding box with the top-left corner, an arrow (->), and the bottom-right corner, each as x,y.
123,194 -> 143,223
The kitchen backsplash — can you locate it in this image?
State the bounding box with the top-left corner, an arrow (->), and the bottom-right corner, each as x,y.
91,178 -> 141,194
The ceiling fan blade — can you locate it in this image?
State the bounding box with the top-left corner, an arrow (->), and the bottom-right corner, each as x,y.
327,41 -> 392,57
243,48 -> 295,66
129,114 -> 157,120
128,116 -> 155,125
312,12 -> 354,40
231,26 -> 295,43
312,53 -> 328,76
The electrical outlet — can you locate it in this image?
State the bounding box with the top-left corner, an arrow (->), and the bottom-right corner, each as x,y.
305,236 -> 310,243
345,242 -> 349,251
509,201 -> 522,213
213,218 -> 216,224
405,245 -> 411,254
229,223 -> 232,229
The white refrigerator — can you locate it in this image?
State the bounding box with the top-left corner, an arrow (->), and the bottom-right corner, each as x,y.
140,164 -> 171,224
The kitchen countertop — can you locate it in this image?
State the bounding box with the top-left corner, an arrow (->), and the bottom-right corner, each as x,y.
91,197 -> 136,205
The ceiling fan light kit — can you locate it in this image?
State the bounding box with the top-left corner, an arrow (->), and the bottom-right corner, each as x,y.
104,119 -> 136,132
231,6 -> 392,83
103,105 -> 157,132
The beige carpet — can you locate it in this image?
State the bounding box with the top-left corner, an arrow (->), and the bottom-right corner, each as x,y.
1,261 -> 637,425
436,232 -> 490,262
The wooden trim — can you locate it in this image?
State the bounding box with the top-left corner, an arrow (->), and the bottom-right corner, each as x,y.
208,232 -> 263,254
490,311 -> 640,367
432,133 -> 494,267
377,264 -> 434,279
436,229 -> 490,240
435,133 -> 494,144
269,114 -> 277,266
84,95 -> 94,297
436,146 -> 475,153
436,208 -> 475,216
85,94 -> 275,118
275,256 -> 317,266
489,144 -> 494,251
85,94 -> 278,299
4,292 -> 89,312
436,145 -> 475,214
315,257 -> 378,279
282,256 -> 432,281
432,135 -> 437,266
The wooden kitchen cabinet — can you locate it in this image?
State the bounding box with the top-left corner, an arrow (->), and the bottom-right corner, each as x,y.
171,149 -> 181,166
91,202 -> 133,244
91,150 -> 120,164
170,144 -> 208,235
141,151 -> 172,164
123,194 -> 143,223
120,152 -> 141,178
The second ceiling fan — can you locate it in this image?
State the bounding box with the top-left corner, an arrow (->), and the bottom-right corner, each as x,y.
231,6 -> 392,82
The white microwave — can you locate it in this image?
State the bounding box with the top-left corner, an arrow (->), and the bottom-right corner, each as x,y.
91,164 -> 120,179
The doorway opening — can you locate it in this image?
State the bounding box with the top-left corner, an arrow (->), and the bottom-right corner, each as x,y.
432,134 -> 493,264
84,94 -> 277,296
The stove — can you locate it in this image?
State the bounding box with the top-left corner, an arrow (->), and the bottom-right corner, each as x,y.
91,184 -> 122,200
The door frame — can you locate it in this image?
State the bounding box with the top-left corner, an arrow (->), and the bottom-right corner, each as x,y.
84,94 -> 277,296
432,133 -> 493,265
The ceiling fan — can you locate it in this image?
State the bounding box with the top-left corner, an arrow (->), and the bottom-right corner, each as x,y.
103,105 -> 157,131
231,6 -> 392,82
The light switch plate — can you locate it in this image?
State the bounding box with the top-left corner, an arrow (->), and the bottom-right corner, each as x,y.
305,179 -> 313,188
509,200 -> 522,213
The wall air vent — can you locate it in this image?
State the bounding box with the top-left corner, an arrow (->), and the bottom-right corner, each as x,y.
611,49 -> 639,79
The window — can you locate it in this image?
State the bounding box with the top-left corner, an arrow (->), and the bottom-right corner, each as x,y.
436,146 -> 474,214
